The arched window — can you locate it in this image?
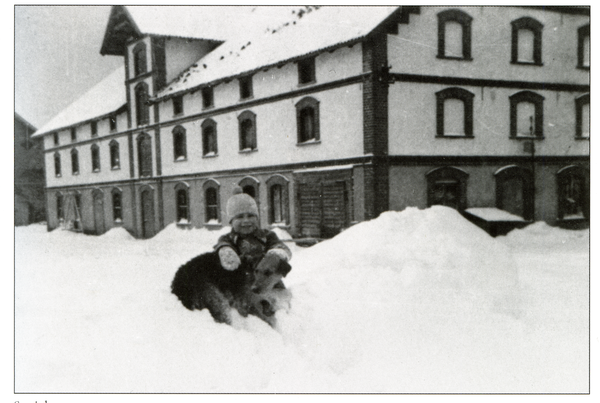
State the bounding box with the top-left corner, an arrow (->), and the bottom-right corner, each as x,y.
172,125 -> 187,161
437,9 -> 473,60
296,97 -> 320,143
495,166 -> 534,220
578,24 -> 590,69
557,166 -> 589,221
54,152 -> 61,177
111,188 -> 123,222
238,111 -> 257,151
510,91 -> 544,138
109,140 -> 120,170
267,175 -> 290,225
133,42 -> 147,77
203,180 -> 220,223
135,82 -> 150,126
175,183 -> 190,223
511,17 -> 543,65
137,133 -> 153,178
576,94 -> 590,139
426,166 -> 469,211
70,148 -> 79,175
91,144 -> 100,172
436,87 -> 474,137
201,119 -> 218,156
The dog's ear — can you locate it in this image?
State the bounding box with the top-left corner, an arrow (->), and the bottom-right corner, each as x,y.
277,260 -> 292,277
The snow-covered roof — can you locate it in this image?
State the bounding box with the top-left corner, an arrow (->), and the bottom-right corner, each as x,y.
34,6 -> 401,137
157,6 -> 400,98
33,67 -> 125,137
465,208 -> 528,222
125,6 -> 300,42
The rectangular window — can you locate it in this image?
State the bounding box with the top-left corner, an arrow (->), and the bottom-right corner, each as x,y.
298,57 -> 316,84
516,102 -> 536,137
91,121 -> 98,137
443,98 -> 465,136
444,21 -> 463,58
173,95 -> 184,116
581,103 -> 590,138
517,29 -> 535,63
53,132 -> 59,146
239,76 -> 253,100
202,87 -> 214,109
71,127 -> 77,142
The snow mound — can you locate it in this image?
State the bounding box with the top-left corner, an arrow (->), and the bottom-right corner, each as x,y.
501,221 -> 589,251
292,206 -> 519,315
100,227 -> 135,241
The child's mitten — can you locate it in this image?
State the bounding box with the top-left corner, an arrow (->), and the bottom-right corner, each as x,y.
218,246 -> 241,271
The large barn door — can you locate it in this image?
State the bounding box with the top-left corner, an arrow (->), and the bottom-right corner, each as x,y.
296,170 -> 352,239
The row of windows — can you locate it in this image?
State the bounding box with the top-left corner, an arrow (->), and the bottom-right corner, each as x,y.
437,10 -> 590,69
52,115 -> 118,146
55,176 -> 289,227
53,88 -> 589,179
54,141 -> 120,177
53,96 -> 320,178
436,90 -> 589,139
427,165 -> 588,221
54,163 -> 587,230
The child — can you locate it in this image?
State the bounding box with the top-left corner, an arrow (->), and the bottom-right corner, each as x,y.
214,186 -> 292,287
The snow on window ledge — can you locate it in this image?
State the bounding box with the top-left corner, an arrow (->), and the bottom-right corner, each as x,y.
297,138 -> 321,146
203,152 -> 218,158
239,148 -> 258,154
175,156 -> 187,162
205,219 -> 222,227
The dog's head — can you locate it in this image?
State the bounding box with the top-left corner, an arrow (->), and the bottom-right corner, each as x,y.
251,253 -> 291,294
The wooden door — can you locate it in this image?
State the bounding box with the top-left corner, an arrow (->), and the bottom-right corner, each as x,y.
141,189 -> 155,238
93,192 -> 106,235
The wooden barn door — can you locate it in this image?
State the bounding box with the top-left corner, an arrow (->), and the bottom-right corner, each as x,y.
141,189 -> 155,239
93,191 -> 106,235
296,170 -> 352,239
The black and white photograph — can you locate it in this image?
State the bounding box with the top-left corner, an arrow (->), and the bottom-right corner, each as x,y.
13,3 -> 591,397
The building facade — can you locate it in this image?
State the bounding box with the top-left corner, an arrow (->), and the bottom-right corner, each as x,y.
34,6 -> 589,238
15,113 -> 45,226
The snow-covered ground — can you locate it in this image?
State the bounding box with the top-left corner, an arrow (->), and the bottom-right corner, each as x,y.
14,206 -> 590,394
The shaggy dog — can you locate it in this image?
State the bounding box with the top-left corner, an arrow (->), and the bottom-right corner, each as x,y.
171,251 -> 291,326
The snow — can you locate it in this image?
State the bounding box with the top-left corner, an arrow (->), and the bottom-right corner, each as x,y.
157,6 -> 398,97
14,206 -> 590,394
465,207 -> 527,222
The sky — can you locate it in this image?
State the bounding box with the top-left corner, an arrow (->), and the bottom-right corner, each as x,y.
14,5 -> 123,129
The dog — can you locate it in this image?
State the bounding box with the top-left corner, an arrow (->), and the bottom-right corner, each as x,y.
171,251 -> 292,326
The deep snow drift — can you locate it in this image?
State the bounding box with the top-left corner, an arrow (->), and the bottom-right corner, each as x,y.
14,206 -> 589,393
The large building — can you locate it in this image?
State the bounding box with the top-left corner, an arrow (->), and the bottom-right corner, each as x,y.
33,6 -> 590,238
15,113 -> 45,226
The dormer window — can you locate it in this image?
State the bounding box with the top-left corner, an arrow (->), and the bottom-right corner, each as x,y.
239,76 -> 253,100
133,42 -> 147,76
173,95 -> 184,116
511,17 -> 543,66
202,87 -> 214,109
298,57 -> 316,84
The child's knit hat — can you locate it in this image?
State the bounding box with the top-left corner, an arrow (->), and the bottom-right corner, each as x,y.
226,186 -> 259,221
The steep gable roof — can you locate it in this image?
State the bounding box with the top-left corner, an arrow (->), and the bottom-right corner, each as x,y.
33,67 -> 125,137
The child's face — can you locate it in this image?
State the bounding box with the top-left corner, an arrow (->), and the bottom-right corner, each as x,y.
231,213 -> 259,235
